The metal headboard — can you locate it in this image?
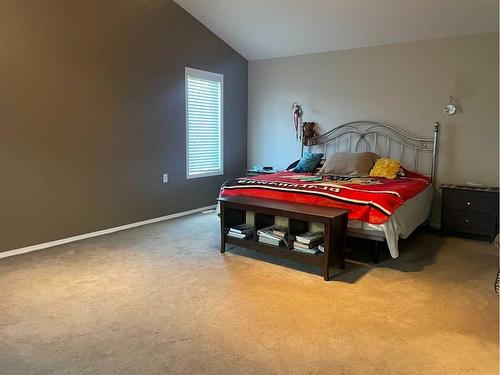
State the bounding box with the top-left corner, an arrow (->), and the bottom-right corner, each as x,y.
305,120 -> 440,187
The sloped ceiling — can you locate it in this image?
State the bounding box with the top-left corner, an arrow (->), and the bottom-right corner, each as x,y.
175,0 -> 498,60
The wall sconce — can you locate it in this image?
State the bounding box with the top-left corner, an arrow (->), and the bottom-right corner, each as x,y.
444,95 -> 457,115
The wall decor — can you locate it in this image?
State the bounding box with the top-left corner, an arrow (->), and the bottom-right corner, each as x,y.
444,95 -> 457,115
291,102 -> 303,140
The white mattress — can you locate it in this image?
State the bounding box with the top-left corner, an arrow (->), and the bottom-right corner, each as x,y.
347,185 -> 433,258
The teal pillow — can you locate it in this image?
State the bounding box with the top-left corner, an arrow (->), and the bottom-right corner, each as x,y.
292,152 -> 324,173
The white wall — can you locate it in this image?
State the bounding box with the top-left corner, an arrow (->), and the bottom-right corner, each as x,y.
248,33 -> 499,224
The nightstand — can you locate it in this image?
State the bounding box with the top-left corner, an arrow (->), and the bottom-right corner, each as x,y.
440,184 -> 499,242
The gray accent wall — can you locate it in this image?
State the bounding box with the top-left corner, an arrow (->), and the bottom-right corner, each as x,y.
248,33 -> 499,225
0,0 -> 247,252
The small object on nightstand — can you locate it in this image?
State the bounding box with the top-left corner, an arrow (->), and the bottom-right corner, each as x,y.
440,184 -> 499,242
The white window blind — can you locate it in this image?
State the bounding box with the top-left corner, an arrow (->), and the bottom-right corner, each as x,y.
185,67 -> 223,179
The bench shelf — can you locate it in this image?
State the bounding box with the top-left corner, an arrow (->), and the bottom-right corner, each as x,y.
218,196 -> 348,280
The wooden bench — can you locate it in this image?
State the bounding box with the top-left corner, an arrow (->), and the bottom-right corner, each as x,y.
218,196 -> 348,281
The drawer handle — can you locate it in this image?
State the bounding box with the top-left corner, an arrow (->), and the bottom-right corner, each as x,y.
465,218 -> 470,223
466,202 -> 471,206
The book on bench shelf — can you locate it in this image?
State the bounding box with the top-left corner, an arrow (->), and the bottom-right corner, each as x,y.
257,225 -> 289,247
228,224 -> 255,239
292,231 -> 324,255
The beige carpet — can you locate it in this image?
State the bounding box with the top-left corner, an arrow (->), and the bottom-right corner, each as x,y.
0,212 -> 498,374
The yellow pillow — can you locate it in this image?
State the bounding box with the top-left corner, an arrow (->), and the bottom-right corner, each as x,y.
369,158 -> 400,179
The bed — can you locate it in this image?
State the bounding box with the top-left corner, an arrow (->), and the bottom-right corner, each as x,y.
220,121 -> 440,260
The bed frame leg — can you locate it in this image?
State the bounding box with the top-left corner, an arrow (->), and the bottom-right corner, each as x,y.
372,241 -> 380,264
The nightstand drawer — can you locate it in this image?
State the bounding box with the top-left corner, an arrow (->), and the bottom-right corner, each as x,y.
444,190 -> 496,214
442,209 -> 496,236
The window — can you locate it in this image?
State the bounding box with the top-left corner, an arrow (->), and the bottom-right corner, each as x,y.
185,67 -> 223,179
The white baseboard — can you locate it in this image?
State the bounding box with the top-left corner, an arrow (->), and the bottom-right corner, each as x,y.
0,204 -> 217,260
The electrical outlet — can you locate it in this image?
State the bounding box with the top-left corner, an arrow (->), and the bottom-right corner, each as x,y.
163,174 -> 168,183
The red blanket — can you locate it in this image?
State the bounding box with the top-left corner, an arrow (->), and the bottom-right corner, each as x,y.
220,171 -> 430,224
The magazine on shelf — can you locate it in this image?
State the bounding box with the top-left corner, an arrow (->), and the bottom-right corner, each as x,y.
272,226 -> 288,238
293,239 -> 323,250
257,225 -> 285,237
258,235 -> 283,247
257,226 -> 291,248
295,231 -> 323,244
292,247 -> 321,255
228,232 -> 252,239
229,224 -> 255,234
229,224 -> 255,233
257,226 -> 283,240
229,228 -> 254,236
